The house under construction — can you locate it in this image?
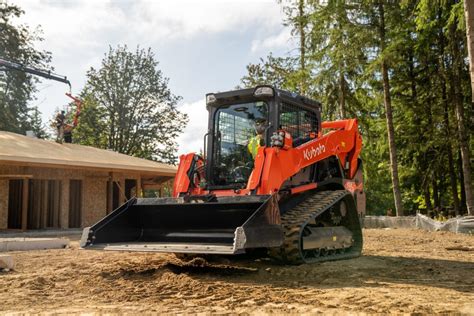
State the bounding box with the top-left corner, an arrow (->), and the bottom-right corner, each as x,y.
0,131 -> 177,230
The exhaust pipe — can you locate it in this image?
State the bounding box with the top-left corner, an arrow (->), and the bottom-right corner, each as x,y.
81,194 -> 283,254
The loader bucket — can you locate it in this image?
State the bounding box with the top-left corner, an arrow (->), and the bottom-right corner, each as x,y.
80,195 -> 283,254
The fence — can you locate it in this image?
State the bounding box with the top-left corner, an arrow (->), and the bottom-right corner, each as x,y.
363,214 -> 474,234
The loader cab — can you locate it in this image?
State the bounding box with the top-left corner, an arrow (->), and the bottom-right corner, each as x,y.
205,86 -> 322,190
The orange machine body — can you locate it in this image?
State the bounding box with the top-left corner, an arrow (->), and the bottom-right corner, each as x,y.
173,119 -> 363,200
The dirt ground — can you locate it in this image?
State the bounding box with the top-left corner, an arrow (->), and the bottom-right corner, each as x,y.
0,228 -> 473,315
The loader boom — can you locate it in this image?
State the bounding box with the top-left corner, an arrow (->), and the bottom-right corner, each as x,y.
173,118 -> 362,197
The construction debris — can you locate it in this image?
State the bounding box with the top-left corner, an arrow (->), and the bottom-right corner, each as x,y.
0,238 -> 69,252
0,254 -> 14,270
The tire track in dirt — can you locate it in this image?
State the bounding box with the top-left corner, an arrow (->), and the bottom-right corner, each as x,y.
0,228 -> 473,314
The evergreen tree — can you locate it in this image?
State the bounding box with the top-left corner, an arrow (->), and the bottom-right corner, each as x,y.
241,0 -> 473,216
0,1 -> 50,136
306,0 -> 368,119
416,0 -> 473,215
241,54 -> 298,90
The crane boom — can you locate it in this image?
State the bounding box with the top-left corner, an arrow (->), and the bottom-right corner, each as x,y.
0,57 -> 71,89
1,57 -> 83,143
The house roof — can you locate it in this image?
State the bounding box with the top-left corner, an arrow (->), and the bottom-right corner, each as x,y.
0,131 -> 177,176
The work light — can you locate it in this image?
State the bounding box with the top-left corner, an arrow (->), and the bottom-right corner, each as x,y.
254,86 -> 274,97
206,94 -> 217,105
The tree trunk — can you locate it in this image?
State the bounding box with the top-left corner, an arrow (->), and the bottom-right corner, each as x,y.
452,22 -> 474,215
432,177 -> 440,210
337,9 -> 346,119
339,69 -> 346,118
424,183 -> 432,214
378,0 -> 404,216
438,24 -> 460,216
109,111 -> 115,150
459,151 -> 466,214
298,0 -> 306,95
464,0 -> 474,102
443,89 -> 460,215
454,83 -> 474,216
446,138 -> 460,215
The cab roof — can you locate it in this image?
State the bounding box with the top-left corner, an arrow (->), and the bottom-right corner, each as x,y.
206,85 -> 322,111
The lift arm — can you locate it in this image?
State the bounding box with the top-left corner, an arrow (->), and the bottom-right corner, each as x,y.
255,119 -> 362,195
0,57 -> 71,90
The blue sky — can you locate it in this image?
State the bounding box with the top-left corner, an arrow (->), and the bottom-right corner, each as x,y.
15,0 -> 296,154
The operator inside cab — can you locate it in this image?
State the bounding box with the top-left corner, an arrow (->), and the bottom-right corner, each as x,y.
247,118 -> 267,159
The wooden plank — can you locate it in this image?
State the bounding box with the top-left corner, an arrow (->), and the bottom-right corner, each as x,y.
21,179 -> 28,230
51,180 -> 55,227
58,180 -> 62,227
60,180 -> 69,229
28,180 -> 35,229
115,180 -> 127,203
143,184 -> 162,190
34,180 -> 41,229
0,174 -> 33,179
137,176 -> 142,198
41,180 -> 48,229
68,180 -> 82,228
47,181 -> 53,227
107,180 -> 113,214
54,180 -> 60,227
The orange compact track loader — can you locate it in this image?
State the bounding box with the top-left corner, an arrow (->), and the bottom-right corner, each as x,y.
81,86 -> 365,264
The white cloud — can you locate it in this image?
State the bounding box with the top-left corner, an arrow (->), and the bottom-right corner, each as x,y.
130,0 -> 283,40
251,27 -> 293,53
16,1 -> 126,55
18,0 -> 284,49
176,98 -> 209,156
10,0 -> 293,141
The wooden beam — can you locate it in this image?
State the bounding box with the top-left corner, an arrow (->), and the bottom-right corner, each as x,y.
60,179 -> 69,229
21,179 -> 29,230
464,0 -> 474,102
115,180 -> 127,203
0,174 -> 33,179
137,176 -> 142,198
85,175 -> 110,179
143,184 -> 162,190
107,172 -> 113,214
53,180 -> 60,227
0,159 -> 176,177
34,180 -> 41,229
41,180 -> 48,229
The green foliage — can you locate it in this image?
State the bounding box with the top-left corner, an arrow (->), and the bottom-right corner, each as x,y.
0,1 -> 50,136
241,0 -> 473,215
307,0 -> 371,120
241,54 -> 299,90
71,93 -> 108,148
74,45 -> 188,164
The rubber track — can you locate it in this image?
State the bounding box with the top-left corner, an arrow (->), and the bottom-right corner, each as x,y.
269,190 -> 360,264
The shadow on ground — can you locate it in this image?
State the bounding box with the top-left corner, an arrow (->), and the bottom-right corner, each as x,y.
102,254 -> 474,293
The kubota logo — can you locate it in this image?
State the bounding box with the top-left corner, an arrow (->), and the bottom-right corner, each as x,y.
303,143 -> 326,160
